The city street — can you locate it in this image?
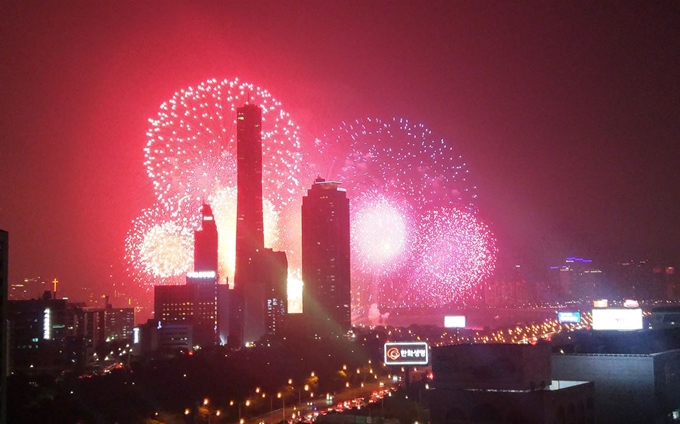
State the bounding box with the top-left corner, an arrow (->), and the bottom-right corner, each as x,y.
246,379 -> 393,424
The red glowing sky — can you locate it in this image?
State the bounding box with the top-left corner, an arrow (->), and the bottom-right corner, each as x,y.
2,2 -> 679,303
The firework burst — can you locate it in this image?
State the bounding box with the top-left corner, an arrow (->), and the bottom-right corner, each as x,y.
313,117 -> 477,214
144,78 -> 303,210
409,208 -> 497,307
314,118 -> 490,309
351,193 -> 413,275
125,205 -> 195,286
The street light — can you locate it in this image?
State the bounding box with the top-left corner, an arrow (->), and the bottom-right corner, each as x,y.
299,384 -> 309,404
230,398 -> 250,422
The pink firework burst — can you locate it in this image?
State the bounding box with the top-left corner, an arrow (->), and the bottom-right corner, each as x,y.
314,118 -> 489,309
409,208 -> 497,307
313,117 -> 477,213
144,78 -> 303,210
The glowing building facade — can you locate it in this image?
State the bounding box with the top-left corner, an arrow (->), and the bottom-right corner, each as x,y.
301,178 -> 351,336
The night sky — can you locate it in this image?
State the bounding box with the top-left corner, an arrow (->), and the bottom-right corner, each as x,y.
2,2 -> 679,302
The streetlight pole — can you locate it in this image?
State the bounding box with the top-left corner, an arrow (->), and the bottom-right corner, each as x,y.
233,398 -> 249,424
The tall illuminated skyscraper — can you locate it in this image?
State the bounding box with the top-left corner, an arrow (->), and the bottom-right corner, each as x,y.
231,104 -> 287,346
301,178 -> 351,336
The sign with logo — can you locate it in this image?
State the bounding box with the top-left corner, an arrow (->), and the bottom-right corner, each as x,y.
557,311 -> 581,324
384,342 -> 429,365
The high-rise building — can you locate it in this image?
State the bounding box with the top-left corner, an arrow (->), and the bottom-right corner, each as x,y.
231,104 -> 288,346
235,104 -> 264,255
103,300 -> 135,341
7,294 -> 69,373
301,178 -> 351,336
1,230 -> 8,424
154,204 -> 224,348
232,104 -> 265,347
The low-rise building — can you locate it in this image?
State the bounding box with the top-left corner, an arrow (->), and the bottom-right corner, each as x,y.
430,344 -> 594,424
552,349 -> 680,423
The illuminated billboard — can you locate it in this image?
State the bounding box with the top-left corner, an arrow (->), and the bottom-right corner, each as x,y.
444,315 -> 466,328
384,342 -> 429,365
592,308 -> 643,330
557,311 -> 581,324
623,299 -> 640,308
593,299 -> 608,308
187,270 -> 217,279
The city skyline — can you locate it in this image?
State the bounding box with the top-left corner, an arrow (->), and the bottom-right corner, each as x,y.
2,2 -> 679,305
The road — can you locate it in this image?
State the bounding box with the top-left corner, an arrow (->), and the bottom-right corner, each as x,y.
245,379 -> 392,424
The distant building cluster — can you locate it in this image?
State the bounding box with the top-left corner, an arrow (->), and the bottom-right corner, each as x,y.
139,103 -> 353,353
5,290 -> 134,374
483,257 -> 679,307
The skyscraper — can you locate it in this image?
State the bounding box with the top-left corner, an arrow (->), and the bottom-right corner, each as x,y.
235,104 -> 264,254
231,104 -> 288,346
301,178 -> 351,336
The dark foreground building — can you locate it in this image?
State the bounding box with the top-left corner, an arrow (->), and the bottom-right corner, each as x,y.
551,330 -> 680,424
1,230 -> 8,424
430,344 -> 594,424
301,177 -> 351,337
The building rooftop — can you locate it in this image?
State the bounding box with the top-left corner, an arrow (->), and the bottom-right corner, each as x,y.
463,380 -> 591,393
